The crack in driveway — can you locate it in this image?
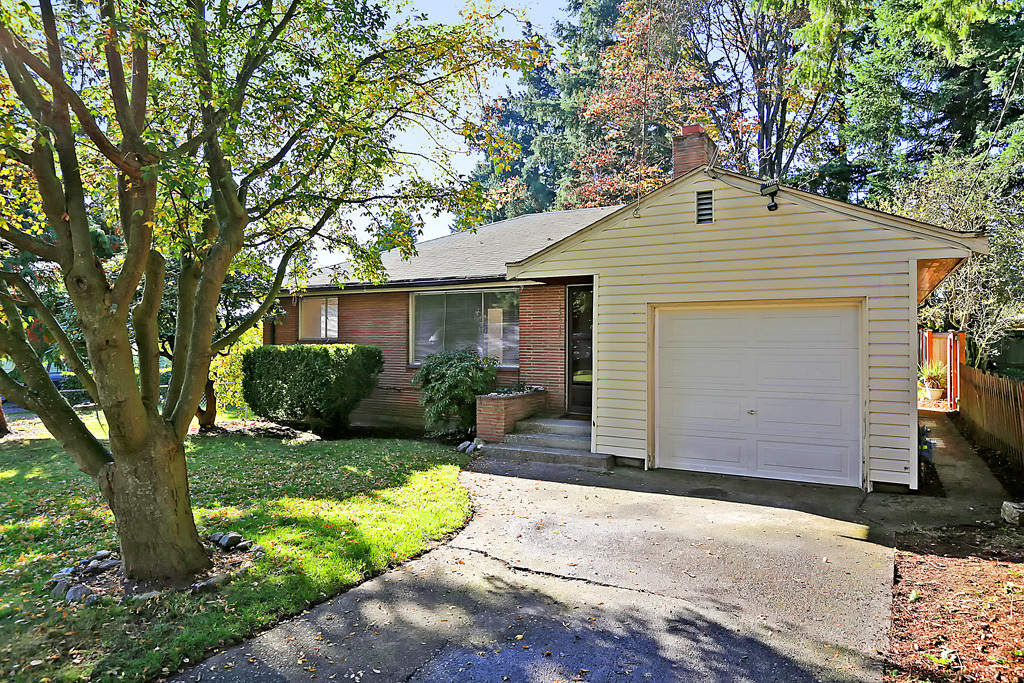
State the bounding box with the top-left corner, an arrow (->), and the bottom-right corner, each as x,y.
173,459 -> 894,683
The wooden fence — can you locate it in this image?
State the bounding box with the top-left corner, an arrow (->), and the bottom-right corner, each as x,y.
959,364 -> 1024,472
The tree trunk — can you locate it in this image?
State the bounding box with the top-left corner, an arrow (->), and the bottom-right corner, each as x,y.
0,401 -> 8,437
99,422 -> 211,584
195,377 -> 217,431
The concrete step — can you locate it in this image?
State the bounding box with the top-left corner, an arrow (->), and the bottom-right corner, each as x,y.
505,432 -> 592,451
480,442 -> 614,470
513,417 -> 591,437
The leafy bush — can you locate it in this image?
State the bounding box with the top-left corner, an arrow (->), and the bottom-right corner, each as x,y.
241,344 -> 384,434
209,326 -> 262,412
412,349 -> 499,437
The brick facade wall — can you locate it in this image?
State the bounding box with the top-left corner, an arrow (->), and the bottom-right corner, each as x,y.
519,284 -> 567,413
264,283 -> 567,429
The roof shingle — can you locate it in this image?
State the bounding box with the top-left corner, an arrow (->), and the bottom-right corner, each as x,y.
303,206 -> 619,289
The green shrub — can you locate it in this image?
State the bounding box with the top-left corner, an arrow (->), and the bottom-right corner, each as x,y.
412,349 -> 499,437
241,344 -> 384,434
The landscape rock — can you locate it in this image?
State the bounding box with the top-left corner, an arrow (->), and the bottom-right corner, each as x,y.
473,438 -> 486,447
87,550 -> 112,563
218,532 -> 243,550
53,567 -> 74,578
251,545 -> 266,559
65,585 -> 93,603
456,441 -> 471,453
97,560 -> 121,573
84,595 -> 100,606
236,540 -> 252,552
1002,501 -> 1024,526
50,579 -> 70,599
189,573 -> 232,594
133,591 -> 161,601
208,532 -> 225,543
465,443 -> 476,454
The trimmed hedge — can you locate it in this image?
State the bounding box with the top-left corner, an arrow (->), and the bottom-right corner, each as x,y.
241,344 -> 384,433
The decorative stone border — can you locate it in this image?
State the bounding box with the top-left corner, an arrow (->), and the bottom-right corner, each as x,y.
476,388 -> 547,442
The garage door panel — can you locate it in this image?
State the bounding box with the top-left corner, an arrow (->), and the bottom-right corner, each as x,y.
659,312 -> 746,345
755,351 -> 858,391
754,309 -> 857,344
756,440 -> 854,481
754,396 -> 859,439
656,303 -> 862,487
658,348 -> 750,389
660,391 -> 746,424
659,430 -> 747,469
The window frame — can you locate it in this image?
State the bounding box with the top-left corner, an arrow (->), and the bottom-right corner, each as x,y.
408,287 -> 522,368
298,296 -> 340,341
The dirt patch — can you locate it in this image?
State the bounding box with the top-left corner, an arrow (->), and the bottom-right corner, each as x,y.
192,419 -> 316,441
888,525 -> 1024,682
919,397 -> 954,412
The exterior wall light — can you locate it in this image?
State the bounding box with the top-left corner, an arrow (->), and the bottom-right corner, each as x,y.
760,180 -> 780,212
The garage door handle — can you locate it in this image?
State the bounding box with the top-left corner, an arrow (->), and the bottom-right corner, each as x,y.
747,410 -> 757,415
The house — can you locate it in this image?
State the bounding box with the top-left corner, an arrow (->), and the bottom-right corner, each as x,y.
265,126 -> 986,491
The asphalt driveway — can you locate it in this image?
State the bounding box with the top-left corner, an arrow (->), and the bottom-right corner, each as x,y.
173,458 -> 894,682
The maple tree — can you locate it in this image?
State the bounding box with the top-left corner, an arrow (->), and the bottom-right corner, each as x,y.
0,0 -> 522,584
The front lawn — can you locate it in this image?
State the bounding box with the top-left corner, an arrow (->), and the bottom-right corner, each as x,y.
0,416 -> 471,682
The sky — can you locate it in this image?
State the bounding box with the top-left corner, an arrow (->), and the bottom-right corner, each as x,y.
314,0 -> 570,267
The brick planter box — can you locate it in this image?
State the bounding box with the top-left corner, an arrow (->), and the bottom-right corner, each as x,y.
476,389 -> 548,442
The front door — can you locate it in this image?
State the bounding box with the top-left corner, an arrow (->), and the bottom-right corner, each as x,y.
567,285 -> 593,415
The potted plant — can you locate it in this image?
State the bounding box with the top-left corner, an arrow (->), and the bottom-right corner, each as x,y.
918,361 -> 947,400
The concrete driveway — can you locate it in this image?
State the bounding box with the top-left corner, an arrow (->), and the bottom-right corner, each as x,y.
173,458 -> 894,683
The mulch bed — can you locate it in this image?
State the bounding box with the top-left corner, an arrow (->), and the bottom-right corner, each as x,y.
888,525 -> 1024,682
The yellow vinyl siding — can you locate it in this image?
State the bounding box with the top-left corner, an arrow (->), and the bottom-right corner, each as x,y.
511,174 -> 971,488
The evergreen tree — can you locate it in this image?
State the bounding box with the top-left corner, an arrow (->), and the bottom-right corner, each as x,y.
462,0 -> 624,226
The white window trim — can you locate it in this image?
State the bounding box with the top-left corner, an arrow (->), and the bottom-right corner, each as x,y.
408,287 -> 522,368
298,296 -> 339,341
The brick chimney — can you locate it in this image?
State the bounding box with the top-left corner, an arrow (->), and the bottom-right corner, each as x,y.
672,125 -> 717,179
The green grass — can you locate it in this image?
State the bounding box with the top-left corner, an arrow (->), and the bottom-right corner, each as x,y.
0,416 -> 471,682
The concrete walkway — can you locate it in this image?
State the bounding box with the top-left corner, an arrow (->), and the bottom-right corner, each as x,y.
859,411 -> 1007,530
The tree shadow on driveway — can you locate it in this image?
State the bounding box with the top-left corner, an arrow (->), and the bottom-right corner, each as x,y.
173,544 -> 858,683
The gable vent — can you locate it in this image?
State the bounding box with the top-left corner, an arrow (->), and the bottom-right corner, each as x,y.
695,190 -> 714,223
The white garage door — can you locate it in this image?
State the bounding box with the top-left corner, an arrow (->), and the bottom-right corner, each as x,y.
656,303 -> 862,487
